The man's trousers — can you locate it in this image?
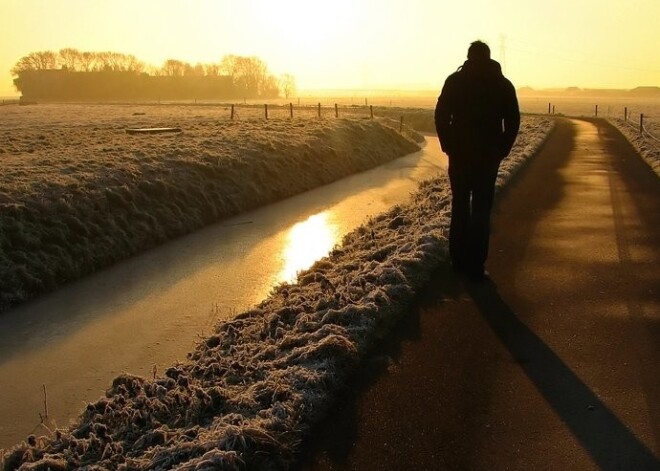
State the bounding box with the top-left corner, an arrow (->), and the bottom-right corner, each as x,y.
447,153 -> 501,276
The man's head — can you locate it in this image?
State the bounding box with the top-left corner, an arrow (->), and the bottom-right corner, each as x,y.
467,41 -> 491,62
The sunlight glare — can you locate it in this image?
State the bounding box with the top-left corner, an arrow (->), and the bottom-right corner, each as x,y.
252,0 -> 362,58
277,212 -> 339,284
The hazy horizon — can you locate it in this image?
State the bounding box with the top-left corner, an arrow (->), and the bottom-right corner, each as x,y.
1,0 -> 659,97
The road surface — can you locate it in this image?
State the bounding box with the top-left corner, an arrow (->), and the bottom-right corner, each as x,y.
299,118 -> 660,471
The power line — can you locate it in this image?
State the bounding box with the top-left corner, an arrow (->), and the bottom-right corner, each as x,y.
499,34 -> 507,74
507,46 -> 660,74
504,36 -> 660,74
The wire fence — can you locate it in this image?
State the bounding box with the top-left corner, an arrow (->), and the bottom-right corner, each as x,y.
3,95 -> 658,144
199,100 -> 660,144
535,99 -> 660,146
641,119 -> 660,144
225,102 -> 379,121
221,99 -> 660,143
160,102 -> 421,133
618,112 -> 660,146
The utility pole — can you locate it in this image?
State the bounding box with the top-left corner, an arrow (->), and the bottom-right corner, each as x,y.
500,34 -> 507,74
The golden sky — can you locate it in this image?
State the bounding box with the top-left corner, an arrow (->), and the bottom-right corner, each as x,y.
0,0 -> 659,96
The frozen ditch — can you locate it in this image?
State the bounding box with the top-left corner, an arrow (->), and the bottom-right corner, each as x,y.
0,135 -> 444,452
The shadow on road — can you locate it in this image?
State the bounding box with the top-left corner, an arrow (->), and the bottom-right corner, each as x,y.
292,264 -> 465,470
294,118 -> 659,470
467,280 -> 659,470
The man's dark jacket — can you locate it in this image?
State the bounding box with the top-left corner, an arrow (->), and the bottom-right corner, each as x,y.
435,58 -> 519,160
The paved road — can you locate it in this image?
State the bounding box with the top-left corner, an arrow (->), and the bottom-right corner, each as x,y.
298,118 -> 660,470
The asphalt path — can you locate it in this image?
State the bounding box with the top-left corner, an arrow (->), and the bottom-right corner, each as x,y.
298,118 -> 660,470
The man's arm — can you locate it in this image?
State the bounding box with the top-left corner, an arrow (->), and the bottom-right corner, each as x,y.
434,76 -> 456,155
500,79 -> 520,157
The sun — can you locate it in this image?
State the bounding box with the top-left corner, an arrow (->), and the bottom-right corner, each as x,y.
277,212 -> 339,284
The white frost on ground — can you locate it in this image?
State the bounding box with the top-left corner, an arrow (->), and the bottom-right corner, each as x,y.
608,118 -> 660,177
1,117 -> 554,471
0,107 -> 421,312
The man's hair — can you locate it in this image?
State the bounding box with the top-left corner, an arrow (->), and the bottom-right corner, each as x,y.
467,40 -> 491,62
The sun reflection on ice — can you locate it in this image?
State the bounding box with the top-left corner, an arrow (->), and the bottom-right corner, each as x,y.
277,212 -> 339,284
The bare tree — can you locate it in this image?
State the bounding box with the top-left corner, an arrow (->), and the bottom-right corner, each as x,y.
161,59 -> 187,77
59,48 -> 81,71
182,63 -> 196,76
279,73 -> 296,99
79,51 -> 97,72
203,63 -> 217,76
11,55 -> 38,75
95,51 -> 114,71
220,55 -> 277,97
262,74 -> 280,98
124,55 -> 146,73
107,52 -> 129,71
219,55 -> 239,77
236,56 -> 265,95
35,51 -> 57,69
11,49 -> 279,99
11,51 -> 57,75
144,64 -> 162,76
191,63 -> 205,76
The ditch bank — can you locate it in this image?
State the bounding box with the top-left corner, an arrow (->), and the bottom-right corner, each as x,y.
0,118 -> 421,313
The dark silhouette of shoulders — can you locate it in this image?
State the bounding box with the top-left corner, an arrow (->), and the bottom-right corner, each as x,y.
435,58 -> 519,158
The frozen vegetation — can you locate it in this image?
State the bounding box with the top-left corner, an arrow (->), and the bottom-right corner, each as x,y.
1,115 -> 554,470
609,117 -> 660,177
0,104 -> 422,312
516,94 -> 660,177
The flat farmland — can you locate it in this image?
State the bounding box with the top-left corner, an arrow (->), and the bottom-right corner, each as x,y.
0,104 -> 421,311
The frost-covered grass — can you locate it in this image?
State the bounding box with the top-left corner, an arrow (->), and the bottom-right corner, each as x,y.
608,117 -> 660,177
0,105 -> 421,312
516,95 -> 660,176
1,116 -> 554,471
374,107 -> 436,134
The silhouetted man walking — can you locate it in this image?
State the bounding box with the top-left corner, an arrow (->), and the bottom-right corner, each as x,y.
435,40 -> 520,281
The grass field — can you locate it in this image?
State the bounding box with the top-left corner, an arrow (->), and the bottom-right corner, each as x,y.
0,104 -> 422,312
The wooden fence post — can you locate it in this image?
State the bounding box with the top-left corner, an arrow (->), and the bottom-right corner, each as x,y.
399,115 -> 404,132
231,104 -> 235,120
264,103 -> 268,120
640,113 -> 644,135
290,102 -> 293,119
318,103 -> 321,118
370,105 -> 373,120
595,104 -> 598,117
548,102 -> 551,114
335,103 -> 339,118
624,107 -> 628,121
552,105 -> 555,115
42,384 -> 48,419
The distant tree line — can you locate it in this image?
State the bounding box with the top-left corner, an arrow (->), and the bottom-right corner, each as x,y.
11,48 -> 296,101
